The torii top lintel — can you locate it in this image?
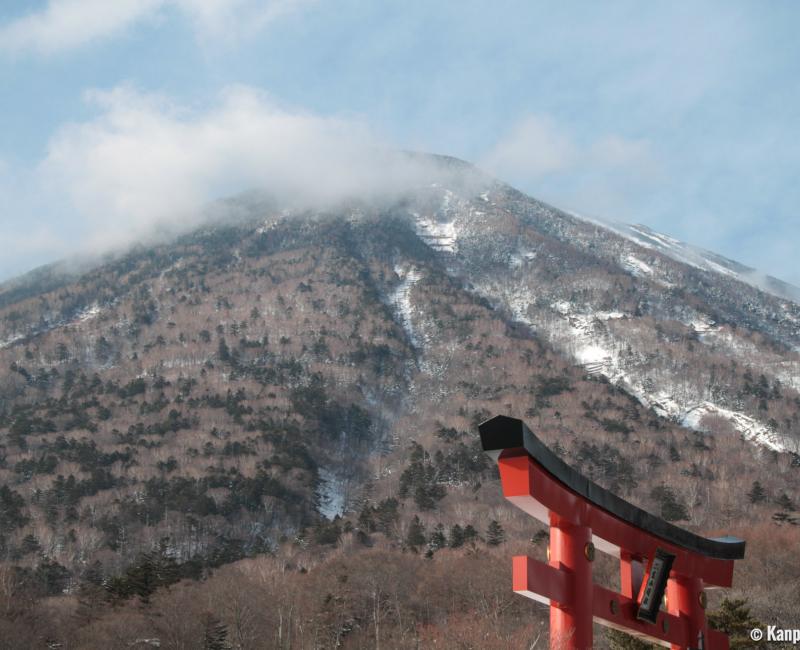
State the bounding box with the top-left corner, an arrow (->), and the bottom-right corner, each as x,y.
479,415 -> 744,586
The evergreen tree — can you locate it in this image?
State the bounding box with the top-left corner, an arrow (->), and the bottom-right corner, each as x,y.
463,525 -> 479,544
399,443 -> 446,510
94,336 -> 114,364
374,498 -> 400,535
217,338 -> 231,363
123,556 -> 159,603
20,533 -> 41,556
449,524 -> 465,548
405,515 -> 426,550
531,529 -> 549,545
35,559 -> 71,596
776,492 -> 795,511
202,612 -> 230,650
358,505 -> 375,533
661,498 -> 689,522
8,416 -> 32,450
708,598 -> 765,649
650,486 -> 689,521
313,519 -> 342,546
75,562 -> 106,625
747,481 -> 767,504
413,484 -> 438,511
771,512 -> 796,525
105,541 -> 180,604
486,520 -> 505,546
428,524 -> 447,552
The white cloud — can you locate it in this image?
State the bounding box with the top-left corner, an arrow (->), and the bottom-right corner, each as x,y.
482,114 -> 657,182
0,0 -> 163,55
0,225 -> 64,259
38,84 -> 447,252
481,114 -> 576,180
0,0 -> 309,55
480,113 -> 661,221
589,134 -> 652,169
175,0 -> 310,43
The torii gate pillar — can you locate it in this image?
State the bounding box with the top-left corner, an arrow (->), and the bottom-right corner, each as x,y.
549,517 -> 593,649
668,575 -> 707,650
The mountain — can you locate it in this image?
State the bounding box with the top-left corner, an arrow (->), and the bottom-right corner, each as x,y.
0,154 -> 798,648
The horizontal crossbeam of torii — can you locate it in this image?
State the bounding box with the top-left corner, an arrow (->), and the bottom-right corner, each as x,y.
479,415 -> 745,650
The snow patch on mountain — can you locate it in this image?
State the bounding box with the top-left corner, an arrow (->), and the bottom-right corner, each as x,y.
697,326 -> 762,356
686,318 -> 800,385
555,307 -> 623,376
316,467 -> 347,519
544,302 -> 624,373
569,212 -> 800,303
623,255 -> 654,277
159,357 -> 205,370
682,403 -> 788,453
390,264 -> 424,348
505,288 -> 539,326
775,367 -> 800,392
0,333 -> 24,350
617,367 -> 791,453
1,302 -> 106,349
255,210 -> 292,234
689,317 -> 716,334
412,213 -> 458,253
510,250 -> 537,268
76,302 -> 102,323
477,281 -> 793,453
627,385 -> 791,452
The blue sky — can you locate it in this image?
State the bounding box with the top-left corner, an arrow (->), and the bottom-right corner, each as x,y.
0,1 -> 798,285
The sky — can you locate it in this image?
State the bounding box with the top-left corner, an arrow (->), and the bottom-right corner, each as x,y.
0,1 -> 798,285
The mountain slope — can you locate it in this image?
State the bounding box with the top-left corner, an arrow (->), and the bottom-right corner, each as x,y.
0,155 -> 798,647
586,217 -> 800,304
420,180 -> 800,452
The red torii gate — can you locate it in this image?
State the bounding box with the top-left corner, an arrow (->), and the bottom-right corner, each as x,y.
479,415 -> 745,650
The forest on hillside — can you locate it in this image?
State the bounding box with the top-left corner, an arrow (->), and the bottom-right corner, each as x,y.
0,211 -> 798,649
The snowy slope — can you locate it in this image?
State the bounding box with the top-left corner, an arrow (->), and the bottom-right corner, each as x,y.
393,174 -> 800,455
579,217 -> 800,304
